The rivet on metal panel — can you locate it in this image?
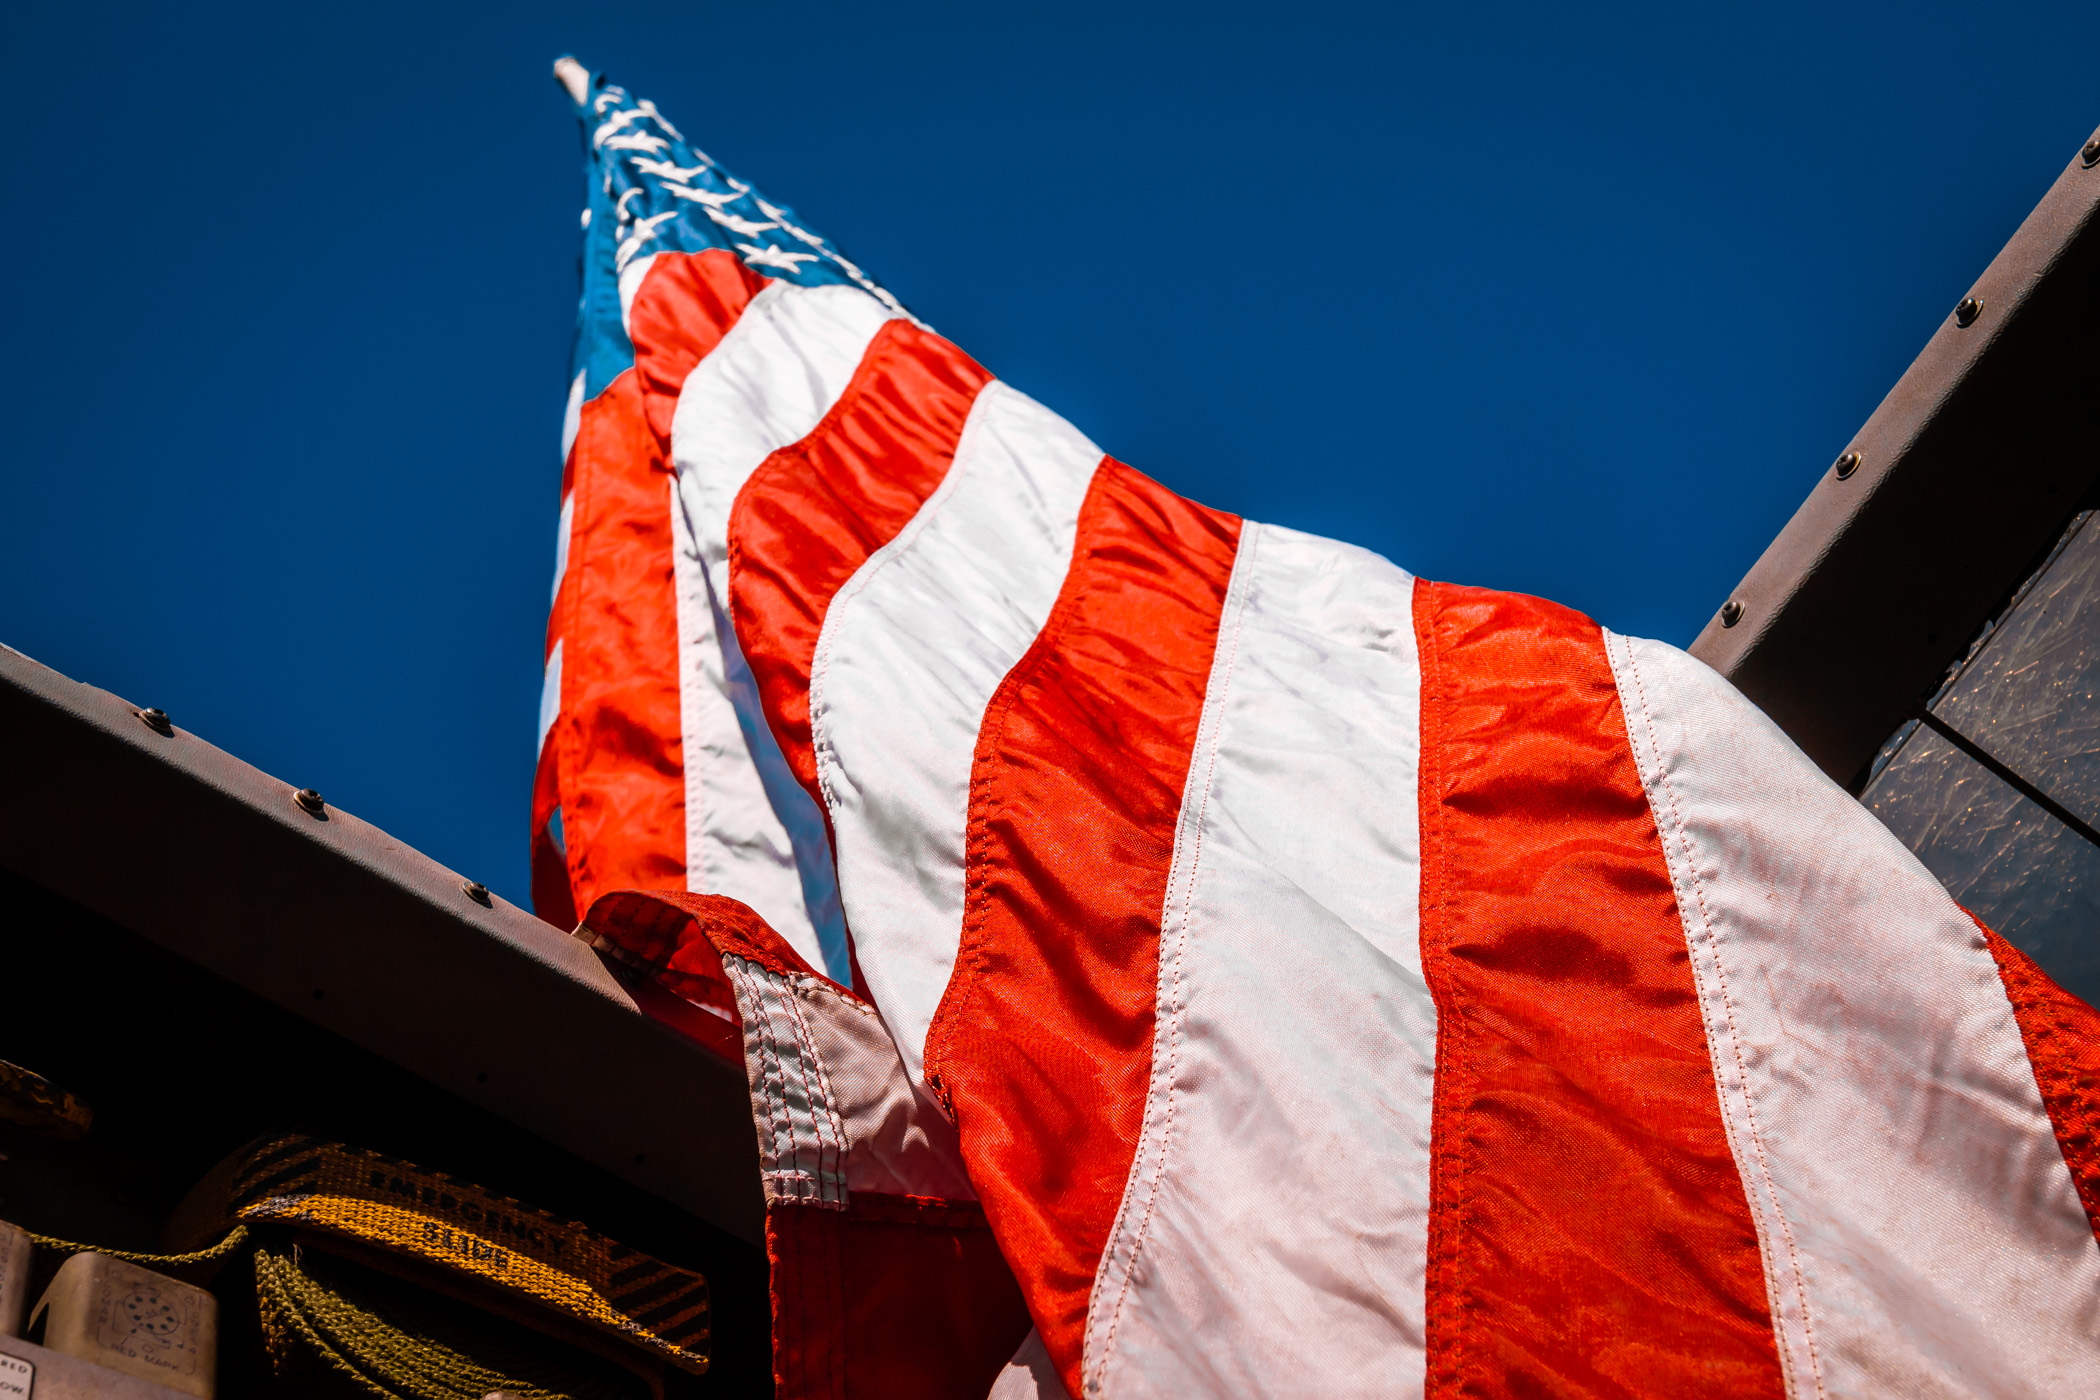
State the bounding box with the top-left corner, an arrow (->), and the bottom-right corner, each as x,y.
293,788 -> 328,817
1955,296 -> 1984,327
463,881 -> 493,907
1720,600 -> 1745,628
136,708 -> 173,736
1834,450 -> 1861,479
2084,137 -> 2100,168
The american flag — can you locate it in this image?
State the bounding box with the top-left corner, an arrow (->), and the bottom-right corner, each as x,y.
534,59 -> 2100,1400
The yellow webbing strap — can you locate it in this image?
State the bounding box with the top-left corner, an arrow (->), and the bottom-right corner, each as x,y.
251,1238 -> 644,1400
219,1134 -> 708,1376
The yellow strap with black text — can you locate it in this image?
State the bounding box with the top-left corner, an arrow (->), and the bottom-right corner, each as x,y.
221,1134 -> 708,1376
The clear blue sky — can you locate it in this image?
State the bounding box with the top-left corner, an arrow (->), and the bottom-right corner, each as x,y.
5,2 -> 2092,911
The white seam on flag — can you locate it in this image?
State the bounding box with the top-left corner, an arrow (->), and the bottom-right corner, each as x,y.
712,946 -> 981,1204
1083,524 -> 1432,1398
796,979 -> 979,1200
1606,629 -> 1821,1399
807,381 -> 1099,1087
723,953 -> 849,1209
1605,628 -> 2100,1399
665,280 -> 894,980
536,638 -> 563,759
1086,520 -> 1259,1393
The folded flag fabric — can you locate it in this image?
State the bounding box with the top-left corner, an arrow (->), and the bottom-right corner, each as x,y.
535,60 -> 2100,1400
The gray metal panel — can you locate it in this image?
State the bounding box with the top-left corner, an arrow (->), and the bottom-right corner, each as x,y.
1865,723 -> 2100,1005
1858,509 -> 2100,998
1934,512 -> 2100,824
0,644 -> 764,1246
1690,126 -> 2100,785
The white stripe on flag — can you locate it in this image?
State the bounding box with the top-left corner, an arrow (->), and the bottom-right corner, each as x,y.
1607,630 -> 2100,1398
671,474 -> 847,978
536,638 -> 562,758
550,491 -> 574,605
561,370 -> 585,467
618,252 -> 657,336
668,280 -> 896,981
809,381 -> 1101,1084
670,280 -> 897,589
990,1329 -> 1064,1400
1085,524 -> 1434,1398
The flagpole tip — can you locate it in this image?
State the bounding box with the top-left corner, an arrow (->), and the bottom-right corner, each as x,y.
552,56 -> 591,107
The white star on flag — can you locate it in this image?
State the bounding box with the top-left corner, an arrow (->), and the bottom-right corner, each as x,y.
735,242 -> 819,271
705,207 -> 778,237
663,183 -> 750,210
617,209 -> 679,269
633,157 -> 712,184
602,131 -> 669,155
592,106 -> 654,148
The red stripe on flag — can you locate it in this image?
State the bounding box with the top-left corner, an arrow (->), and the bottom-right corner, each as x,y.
631,250 -> 771,443
546,250 -> 767,917
925,460 -> 1240,1395
580,890 -> 1030,1399
552,368 -> 687,909
768,1196 -> 1032,1400
728,321 -> 991,801
1413,582 -> 1783,1399
1978,916 -> 2100,1244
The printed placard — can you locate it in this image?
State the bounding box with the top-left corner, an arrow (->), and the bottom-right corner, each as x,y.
0,1351 -> 33,1399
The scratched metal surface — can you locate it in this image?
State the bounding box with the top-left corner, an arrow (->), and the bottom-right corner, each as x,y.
1933,513 -> 2100,826
1864,514 -> 2100,1003
1866,724 -> 2100,1005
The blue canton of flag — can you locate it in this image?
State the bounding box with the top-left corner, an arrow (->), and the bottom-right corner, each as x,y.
561,57 -> 912,404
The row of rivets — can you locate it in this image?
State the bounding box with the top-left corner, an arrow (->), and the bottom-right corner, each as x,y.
287,789 -> 492,906
136,718 -> 498,911
1717,262 -> 2009,631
